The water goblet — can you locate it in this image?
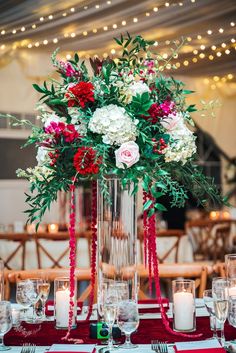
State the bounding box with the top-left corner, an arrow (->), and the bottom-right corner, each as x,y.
225,254 -> 236,278
0,301 -> 12,351
117,300 -> 139,349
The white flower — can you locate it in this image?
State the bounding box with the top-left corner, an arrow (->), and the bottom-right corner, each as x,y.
164,134 -> 197,165
44,113 -> 66,127
160,113 -> 182,131
36,146 -> 49,166
88,104 -> 138,145
68,107 -> 87,135
115,141 -> 140,169
129,81 -> 150,96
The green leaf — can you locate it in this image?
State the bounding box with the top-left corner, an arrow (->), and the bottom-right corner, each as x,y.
32,84 -> 45,93
143,199 -> 153,211
154,203 -> 167,211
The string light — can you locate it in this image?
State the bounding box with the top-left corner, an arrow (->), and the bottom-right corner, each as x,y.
231,22 -> 235,27
1,30 -> 5,35
133,18 -> 138,22
32,24 -> 36,29
121,20 -> 126,25
43,39 -> 48,45
48,15 -> 53,20
0,44 -> 5,49
153,7 -> 158,12
21,27 -> 25,32
53,38 -> 58,43
218,28 -> 224,33
71,33 -> 76,37
70,7 -> 75,12
66,54 -> 71,60
39,17 -> 44,21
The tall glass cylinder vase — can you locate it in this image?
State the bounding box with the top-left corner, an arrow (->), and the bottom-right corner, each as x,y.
97,178 -> 138,302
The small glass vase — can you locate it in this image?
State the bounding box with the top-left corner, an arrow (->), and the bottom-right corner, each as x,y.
97,178 -> 138,302
54,277 -> 77,329
172,279 -> 196,332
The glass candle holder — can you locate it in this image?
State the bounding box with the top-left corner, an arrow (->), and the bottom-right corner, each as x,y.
172,279 -> 196,332
225,254 -> 236,278
0,259 -> 4,301
54,277 -> 77,329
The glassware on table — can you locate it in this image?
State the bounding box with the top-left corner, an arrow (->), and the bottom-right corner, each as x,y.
54,277 -> 77,330
16,280 -> 33,319
38,281 -> 50,320
0,301 -> 12,351
203,289 -> 221,339
212,278 -> 229,346
0,260 -> 4,301
117,300 -> 139,349
225,254 -> 236,278
228,295 -> 236,329
103,285 -> 118,351
172,279 -> 196,332
26,278 -> 43,324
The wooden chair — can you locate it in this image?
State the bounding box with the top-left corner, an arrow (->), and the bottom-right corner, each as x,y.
185,219 -> 232,262
6,268 -> 92,302
135,263 -> 212,298
32,232 -> 78,269
0,233 -> 29,270
138,229 -> 185,263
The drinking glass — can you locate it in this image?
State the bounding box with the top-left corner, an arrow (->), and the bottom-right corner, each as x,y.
212,278 -> 229,346
16,280 -> 32,319
203,289 -> 221,339
26,278 -> 43,324
117,300 -> 139,349
225,254 -> 236,278
228,295 -> 236,329
38,281 -> 50,320
0,301 -> 12,351
0,260 -> 4,301
103,285 -> 118,351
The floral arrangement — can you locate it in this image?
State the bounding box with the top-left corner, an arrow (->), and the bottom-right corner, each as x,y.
13,34 -> 223,338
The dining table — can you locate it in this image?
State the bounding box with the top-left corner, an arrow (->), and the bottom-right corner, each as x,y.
4,302 -> 236,352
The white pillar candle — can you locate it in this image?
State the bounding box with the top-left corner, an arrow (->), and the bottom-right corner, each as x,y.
173,291 -> 194,331
55,288 -> 70,328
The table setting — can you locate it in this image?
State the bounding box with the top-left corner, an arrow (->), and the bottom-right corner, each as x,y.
1,254 -> 236,353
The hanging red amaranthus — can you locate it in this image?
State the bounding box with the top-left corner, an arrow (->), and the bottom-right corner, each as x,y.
63,179 -> 83,343
86,180 -> 98,319
145,190 -> 201,338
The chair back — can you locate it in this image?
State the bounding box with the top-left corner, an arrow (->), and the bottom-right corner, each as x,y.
6,268 -> 92,301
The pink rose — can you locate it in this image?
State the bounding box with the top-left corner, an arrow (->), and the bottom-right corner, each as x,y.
115,141 -> 140,169
160,113 -> 182,131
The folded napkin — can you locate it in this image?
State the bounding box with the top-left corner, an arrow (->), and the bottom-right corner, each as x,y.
48,344 -> 96,353
45,300 -> 83,316
174,348 -> 226,353
174,339 -> 226,353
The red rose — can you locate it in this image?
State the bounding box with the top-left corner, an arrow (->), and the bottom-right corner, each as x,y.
73,147 -> 101,175
66,82 -> 95,108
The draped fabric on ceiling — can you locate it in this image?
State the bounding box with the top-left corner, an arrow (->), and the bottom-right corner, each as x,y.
0,0 -> 235,157
0,0 -> 235,75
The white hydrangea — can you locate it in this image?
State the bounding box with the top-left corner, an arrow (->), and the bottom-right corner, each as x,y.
88,104 -> 138,145
128,81 -> 150,96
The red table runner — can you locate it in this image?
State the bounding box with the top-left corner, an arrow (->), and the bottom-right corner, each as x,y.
5,317 -> 236,346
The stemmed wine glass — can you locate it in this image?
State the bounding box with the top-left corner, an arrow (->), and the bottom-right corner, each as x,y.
0,301 -> 12,351
103,284 -> 118,351
117,300 -> 139,349
16,280 -> 32,319
212,278 -> 229,346
38,280 -> 50,320
203,289 -> 221,339
225,254 -> 236,278
28,278 -> 43,323
228,295 -> 236,329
